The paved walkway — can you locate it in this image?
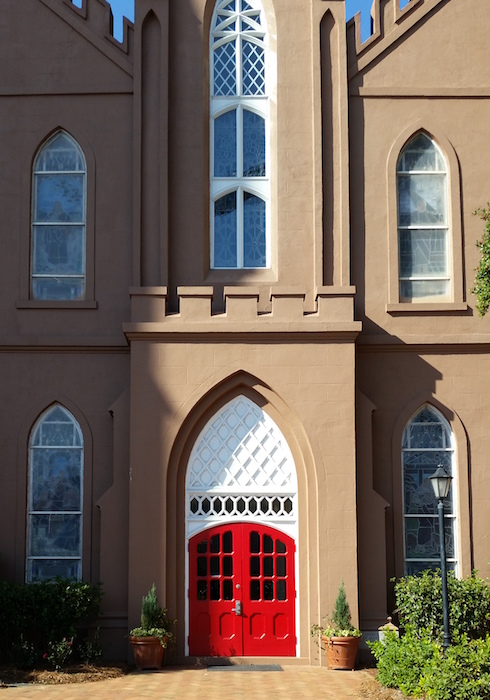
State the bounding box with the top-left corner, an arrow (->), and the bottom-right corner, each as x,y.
1,666 -> 370,699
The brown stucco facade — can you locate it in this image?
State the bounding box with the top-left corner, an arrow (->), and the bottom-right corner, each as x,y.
0,0 -> 489,664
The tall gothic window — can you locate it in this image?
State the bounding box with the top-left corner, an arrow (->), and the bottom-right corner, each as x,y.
26,405 -> 83,582
397,134 -> 450,302
402,405 -> 457,576
210,0 -> 269,269
32,132 -> 86,300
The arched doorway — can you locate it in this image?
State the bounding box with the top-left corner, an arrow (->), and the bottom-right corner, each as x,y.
185,395 -> 298,656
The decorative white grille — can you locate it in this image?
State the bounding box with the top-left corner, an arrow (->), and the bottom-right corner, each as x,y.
186,396 -> 297,537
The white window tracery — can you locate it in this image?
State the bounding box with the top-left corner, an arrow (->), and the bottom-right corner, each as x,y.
210,0 -> 270,269
186,395 -> 297,538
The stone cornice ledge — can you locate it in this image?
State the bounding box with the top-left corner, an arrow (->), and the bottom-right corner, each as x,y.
123,320 -> 362,342
358,335 -> 490,351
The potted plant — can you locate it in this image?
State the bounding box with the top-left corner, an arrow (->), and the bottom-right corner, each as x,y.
311,580 -> 362,670
129,584 -> 176,670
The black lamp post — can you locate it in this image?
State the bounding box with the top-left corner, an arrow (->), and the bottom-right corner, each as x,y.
429,464 -> 452,650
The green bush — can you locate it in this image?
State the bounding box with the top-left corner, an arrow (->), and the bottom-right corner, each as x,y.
369,631 -> 490,700
370,572 -> 490,700
395,570 -> 490,641
369,627 -> 438,697
420,635 -> 490,700
472,206 -> 490,317
0,578 -> 102,666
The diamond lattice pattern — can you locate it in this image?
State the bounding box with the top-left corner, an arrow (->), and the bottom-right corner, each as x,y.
187,396 -> 297,493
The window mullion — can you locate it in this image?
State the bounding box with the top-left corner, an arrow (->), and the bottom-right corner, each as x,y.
237,188 -> 244,268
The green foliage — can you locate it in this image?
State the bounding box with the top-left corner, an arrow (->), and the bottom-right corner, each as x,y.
472,206 -> 490,317
140,583 -> 163,629
370,630 -> 490,700
370,572 -> 490,699
77,627 -> 103,665
420,635 -> 490,700
369,627 -> 437,697
130,584 -> 176,648
394,570 -> 490,641
331,579 -> 352,630
45,637 -> 73,670
310,580 -> 361,640
0,578 -> 102,666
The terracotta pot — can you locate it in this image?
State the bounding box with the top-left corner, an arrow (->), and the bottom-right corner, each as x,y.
130,635 -> 166,670
322,635 -> 361,670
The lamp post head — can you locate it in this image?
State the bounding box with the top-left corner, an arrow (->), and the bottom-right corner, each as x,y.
429,465 -> 452,500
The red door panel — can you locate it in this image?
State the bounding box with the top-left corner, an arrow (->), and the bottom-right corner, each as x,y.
189,523 -> 295,656
242,526 -> 295,655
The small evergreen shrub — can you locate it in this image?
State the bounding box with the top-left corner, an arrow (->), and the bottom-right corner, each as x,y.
130,583 -> 176,648
310,580 -> 361,640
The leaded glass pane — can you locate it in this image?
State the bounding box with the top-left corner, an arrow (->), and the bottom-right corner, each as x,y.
28,514 -> 81,557
214,192 -> 237,267
30,450 -> 82,511
402,406 -> 456,575
243,192 -> 266,267
32,277 -> 85,301
398,135 -> 445,173
399,229 -> 447,279
243,110 -> 265,176
32,134 -> 86,301
32,407 -> 82,446
34,133 -> 85,172
32,226 -> 85,275
242,41 -> 265,95
27,559 -> 81,583
403,416 -> 446,449
405,517 -> 455,559
399,279 -> 449,302
398,175 -> 446,226
27,406 -> 83,582
34,174 -> 84,223
214,111 -> 237,177
405,561 -> 456,577
214,41 -> 236,96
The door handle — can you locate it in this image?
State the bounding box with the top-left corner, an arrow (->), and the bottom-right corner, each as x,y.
231,600 -> 242,616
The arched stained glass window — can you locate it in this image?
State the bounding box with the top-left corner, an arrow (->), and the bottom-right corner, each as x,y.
402,405 -> 457,576
397,134 -> 450,302
210,0 -> 269,269
32,131 -> 86,300
26,405 -> 83,582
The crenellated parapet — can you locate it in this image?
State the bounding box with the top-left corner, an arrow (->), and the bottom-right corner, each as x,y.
347,0 -> 442,76
40,0 -> 134,67
124,287 -> 361,340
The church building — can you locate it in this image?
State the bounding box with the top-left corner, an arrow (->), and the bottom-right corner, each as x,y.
0,0 -> 488,663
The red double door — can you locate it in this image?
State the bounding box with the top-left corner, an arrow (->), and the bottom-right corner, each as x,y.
189,522 -> 296,656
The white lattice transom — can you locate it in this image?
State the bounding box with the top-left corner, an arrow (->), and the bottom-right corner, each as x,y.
186,396 -> 297,535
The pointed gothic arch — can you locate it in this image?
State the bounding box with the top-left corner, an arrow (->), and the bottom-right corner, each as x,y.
391,395 -> 472,578
26,404 -> 84,581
